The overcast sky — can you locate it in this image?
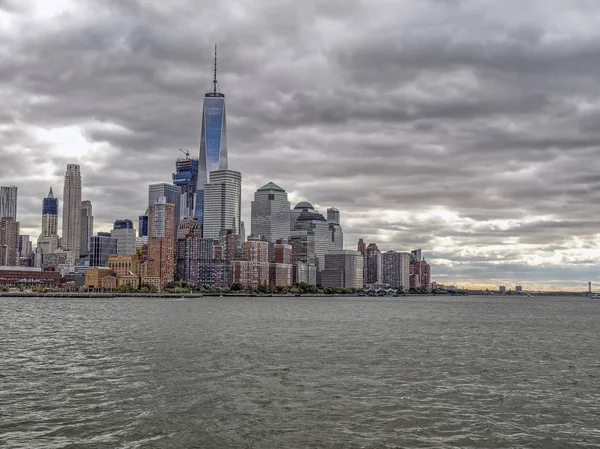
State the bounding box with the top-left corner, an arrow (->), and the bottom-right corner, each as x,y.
1,0 -> 600,290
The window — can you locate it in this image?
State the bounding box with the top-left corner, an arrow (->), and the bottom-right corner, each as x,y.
268,194 -> 275,200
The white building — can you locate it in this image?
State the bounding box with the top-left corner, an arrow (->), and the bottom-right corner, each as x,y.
382,250 -> 410,290
111,228 -> 137,255
251,182 -> 291,243
202,169 -> 242,239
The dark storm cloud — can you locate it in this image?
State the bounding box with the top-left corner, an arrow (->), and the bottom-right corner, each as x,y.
1,0 -> 600,288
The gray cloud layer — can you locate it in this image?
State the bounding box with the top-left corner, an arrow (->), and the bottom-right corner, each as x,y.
1,0 -> 599,289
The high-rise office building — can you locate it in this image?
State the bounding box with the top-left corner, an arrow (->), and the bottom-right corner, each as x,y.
90,234 -> 118,267
148,183 -> 181,242
327,207 -> 340,225
197,45 -> 228,226
0,217 -> 19,266
382,250 -> 410,290
202,169 -> 241,239
37,188 -> 60,264
172,154 -> 199,220
321,250 -> 364,289
292,207 -> 330,282
327,207 -> 343,250
80,200 -> 93,256
138,212 -> 149,237
41,188 -> 58,237
146,197 -> 176,289
290,201 -> 314,230
365,243 -> 382,285
251,182 -> 291,243
0,186 -> 17,219
62,164 -> 82,257
111,219 -> 136,255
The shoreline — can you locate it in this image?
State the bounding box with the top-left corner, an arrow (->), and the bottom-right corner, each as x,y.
0,292 -> 592,299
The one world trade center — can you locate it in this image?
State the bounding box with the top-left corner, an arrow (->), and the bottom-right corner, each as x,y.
196,45 -> 228,226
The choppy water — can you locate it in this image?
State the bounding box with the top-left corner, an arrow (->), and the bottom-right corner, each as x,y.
1,296 -> 600,448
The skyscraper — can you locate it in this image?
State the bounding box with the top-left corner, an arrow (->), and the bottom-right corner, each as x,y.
202,169 -> 241,239
138,211 -> 148,237
41,187 -> 58,237
327,207 -> 343,250
172,152 -> 199,220
90,233 -> 118,267
62,164 -> 82,257
197,45 -> 228,226
292,206 -> 330,283
112,219 -> 136,255
148,183 -> 181,242
80,200 -> 93,257
382,250 -> 410,290
37,187 -> 60,265
365,243 -> 382,285
0,186 -> 17,219
251,182 -> 291,243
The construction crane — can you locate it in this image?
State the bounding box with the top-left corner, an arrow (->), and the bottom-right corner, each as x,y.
179,148 -> 190,160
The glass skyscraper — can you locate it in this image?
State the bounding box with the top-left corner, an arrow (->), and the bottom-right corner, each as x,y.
197,46 -> 228,226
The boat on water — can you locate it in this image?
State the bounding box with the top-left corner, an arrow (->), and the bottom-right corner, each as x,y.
590,295 -> 600,300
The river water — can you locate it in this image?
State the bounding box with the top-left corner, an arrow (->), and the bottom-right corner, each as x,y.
1,296 -> 599,448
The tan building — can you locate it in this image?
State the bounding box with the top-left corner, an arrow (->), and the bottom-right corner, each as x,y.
107,254 -> 141,277
147,197 -> 175,290
85,267 -> 114,288
101,276 -> 117,290
118,274 -> 140,289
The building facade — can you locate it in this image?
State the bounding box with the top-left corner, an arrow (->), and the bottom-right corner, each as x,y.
146,197 -> 176,289
251,182 -> 291,243
365,243 -> 382,285
90,234 -> 118,267
0,218 -> 19,266
202,169 -> 241,239
0,185 -> 17,220
37,187 -> 60,265
62,164 -> 82,257
173,156 -> 199,221
321,250 -> 364,289
382,250 -> 410,290
138,213 -> 149,237
148,183 -> 181,241
80,200 -> 93,257
111,220 -> 137,255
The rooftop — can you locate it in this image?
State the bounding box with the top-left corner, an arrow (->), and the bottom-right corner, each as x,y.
257,182 -> 285,192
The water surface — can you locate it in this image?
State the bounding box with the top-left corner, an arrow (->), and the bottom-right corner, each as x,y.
1,296 -> 599,448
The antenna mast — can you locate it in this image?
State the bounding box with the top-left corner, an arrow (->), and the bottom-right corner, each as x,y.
212,43 -> 218,95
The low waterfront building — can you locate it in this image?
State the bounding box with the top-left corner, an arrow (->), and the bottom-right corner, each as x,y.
0,266 -> 61,288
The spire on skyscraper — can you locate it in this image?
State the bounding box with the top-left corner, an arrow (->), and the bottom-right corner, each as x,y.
48,187 -> 54,198
212,43 -> 218,95
207,43 -> 224,98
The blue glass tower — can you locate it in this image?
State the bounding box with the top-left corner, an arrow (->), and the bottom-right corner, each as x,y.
172,152 -> 199,220
197,45 -> 228,226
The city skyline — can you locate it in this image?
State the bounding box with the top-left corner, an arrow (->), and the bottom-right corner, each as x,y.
1,1 -> 600,290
